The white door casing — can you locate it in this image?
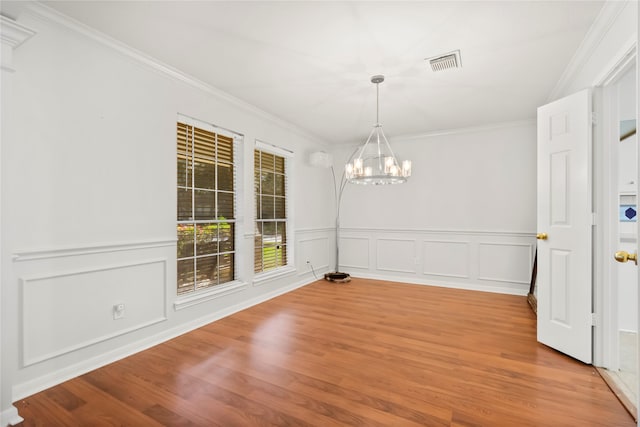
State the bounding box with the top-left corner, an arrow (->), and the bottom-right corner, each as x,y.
537,89 -> 593,364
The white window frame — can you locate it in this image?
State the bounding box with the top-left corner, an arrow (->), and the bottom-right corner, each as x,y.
253,140 -> 295,283
175,114 -> 246,309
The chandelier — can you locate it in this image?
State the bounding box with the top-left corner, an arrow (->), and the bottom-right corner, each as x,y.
345,75 -> 411,185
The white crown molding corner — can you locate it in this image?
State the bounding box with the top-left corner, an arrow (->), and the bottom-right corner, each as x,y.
547,1 -> 629,102
23,3 -> 328,148
1,15 -> 36,71
0,15 -> 35,48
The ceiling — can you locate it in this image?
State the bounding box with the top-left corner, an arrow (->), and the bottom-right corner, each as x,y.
10,1 -> 604,144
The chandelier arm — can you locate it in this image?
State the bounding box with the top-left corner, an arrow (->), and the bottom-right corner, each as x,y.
353,126 -> 377,161
376,127 -> 384,172
379,127 -> 400,164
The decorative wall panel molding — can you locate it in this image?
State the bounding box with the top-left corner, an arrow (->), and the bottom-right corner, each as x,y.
422,240 -> 471,279
21,258 -> 167,366
478,242 -> 533,285
297,235 -> 330,275
376,238 -> 416,274
339,228 -> 535,295
340,236 -> 370,269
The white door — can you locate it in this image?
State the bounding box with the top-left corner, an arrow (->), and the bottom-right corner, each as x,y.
537,89 -> 593,364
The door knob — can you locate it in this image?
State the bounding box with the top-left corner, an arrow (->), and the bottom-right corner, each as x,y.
536,233 -> 548,240
614,251 -> 638,265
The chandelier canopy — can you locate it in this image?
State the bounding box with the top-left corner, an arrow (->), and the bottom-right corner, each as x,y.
345,75 -> 411,185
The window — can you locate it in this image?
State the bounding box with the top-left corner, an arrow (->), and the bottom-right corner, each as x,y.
254,143 -> 290,273
177,118 -> 238,295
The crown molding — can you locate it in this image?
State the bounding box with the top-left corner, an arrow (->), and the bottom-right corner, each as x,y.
1,14 -> 36,71
23,3 -> 328,147
1,15 -> 35,48
337,118 -> 536,147
547,1 -> 630,102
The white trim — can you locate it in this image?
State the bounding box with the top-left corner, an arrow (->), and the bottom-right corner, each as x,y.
20,258 -> 169,367
374,119 -> 536,144
0,406 -> 23,426
255,139 -> 294,158
12,238 -> 175,262
254,142 -> 295,274
12,275 -> 316,402
0,15 -> 35,48
421,239 -> 471,279
24,3 -> 327,147
593,38 -> 637,88
253,266 -> 296,286
339,236 -> 371,270
350,271 -> 528,296
375,238 -> 417,274
547,1 -> 629,102
341,227 -> 534,238
1,15 -> 36,72
177,113 -> 243,140
296,227 -> 334,234
593,54 -> 637,371
476,242 -> 534,285
174,280 -> 248,311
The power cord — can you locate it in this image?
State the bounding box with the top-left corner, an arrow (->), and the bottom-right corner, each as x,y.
306,260 -> 319,280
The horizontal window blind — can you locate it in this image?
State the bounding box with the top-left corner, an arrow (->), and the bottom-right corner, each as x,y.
177,119 -> 239,295
254,146 -> 289,273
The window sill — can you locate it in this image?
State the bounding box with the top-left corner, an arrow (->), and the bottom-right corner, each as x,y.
174,280 -> 248,311
253,266 -> 296,286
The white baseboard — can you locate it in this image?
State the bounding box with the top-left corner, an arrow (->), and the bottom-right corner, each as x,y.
350,271 -> 529,296
12,276 -> 317,401
1,405 -> 23,427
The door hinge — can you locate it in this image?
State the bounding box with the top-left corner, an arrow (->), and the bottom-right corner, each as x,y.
591,111 -> 597,126
591,312 -> 598,326
591,212 -> 597,226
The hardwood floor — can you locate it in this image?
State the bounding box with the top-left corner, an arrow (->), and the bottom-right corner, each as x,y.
15,278 -> 634,426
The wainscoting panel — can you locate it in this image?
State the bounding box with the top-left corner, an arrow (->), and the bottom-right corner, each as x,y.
21,259 -> 167,366
422,240 -> 470,279
376,238 -> 416,273
478,242 -> 533,285
296,232 -> 330,274
340,236 -> 370,269
340,228 -> 535,295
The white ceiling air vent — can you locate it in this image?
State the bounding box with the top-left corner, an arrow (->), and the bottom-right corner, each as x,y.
426,50 -> 462,72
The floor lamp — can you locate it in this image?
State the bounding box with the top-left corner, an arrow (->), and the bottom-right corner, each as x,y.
309,151 -> 352,283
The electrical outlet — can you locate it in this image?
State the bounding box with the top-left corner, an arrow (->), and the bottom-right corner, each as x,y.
113,303 -> 125,320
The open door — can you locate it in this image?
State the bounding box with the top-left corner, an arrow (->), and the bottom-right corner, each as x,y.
537,89 -> 593,363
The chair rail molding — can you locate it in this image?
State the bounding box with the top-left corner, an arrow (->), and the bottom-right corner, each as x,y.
339,228 -> 536,295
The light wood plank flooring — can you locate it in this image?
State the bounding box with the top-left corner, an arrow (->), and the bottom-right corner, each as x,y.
15,278 -> 635,426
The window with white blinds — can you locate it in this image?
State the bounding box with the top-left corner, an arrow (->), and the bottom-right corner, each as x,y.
177,118 -> 238,295
254,144 -> 290,273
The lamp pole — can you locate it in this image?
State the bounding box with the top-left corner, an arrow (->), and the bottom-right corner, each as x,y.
323,149 -> 356,283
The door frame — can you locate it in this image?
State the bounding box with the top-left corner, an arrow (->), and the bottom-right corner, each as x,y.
593,44 -> 636,370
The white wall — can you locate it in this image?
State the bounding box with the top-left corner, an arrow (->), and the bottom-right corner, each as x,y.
1,5 -> 333,418
333,121 -> 537,295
